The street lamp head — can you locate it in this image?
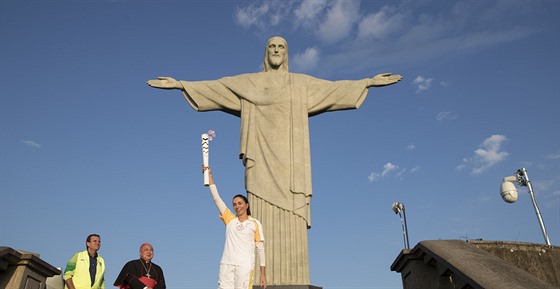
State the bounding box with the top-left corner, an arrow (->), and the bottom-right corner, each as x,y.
500,175 -> 519,203
392,202 -> 404,214
391,201 -> 410,249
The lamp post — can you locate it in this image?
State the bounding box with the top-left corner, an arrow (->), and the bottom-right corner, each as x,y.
500,168 -> 551,246
392,202 -> 410,249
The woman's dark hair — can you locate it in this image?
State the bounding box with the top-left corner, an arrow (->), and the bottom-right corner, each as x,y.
233,194 -> 251,216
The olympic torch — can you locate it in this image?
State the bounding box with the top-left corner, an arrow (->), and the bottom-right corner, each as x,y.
201,130 -> 216,186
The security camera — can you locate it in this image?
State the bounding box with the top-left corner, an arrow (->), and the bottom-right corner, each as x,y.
498,168 -> 551,245
500,176 -> 519,203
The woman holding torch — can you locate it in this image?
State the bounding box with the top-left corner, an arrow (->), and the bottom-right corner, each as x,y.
202,165 -> 267,289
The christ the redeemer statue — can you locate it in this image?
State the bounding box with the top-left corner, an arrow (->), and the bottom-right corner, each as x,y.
147,36 -> 402,286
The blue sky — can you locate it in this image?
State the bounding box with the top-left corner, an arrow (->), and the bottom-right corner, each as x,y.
1,1 -> 559,288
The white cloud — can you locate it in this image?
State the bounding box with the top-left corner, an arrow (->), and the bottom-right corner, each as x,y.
369,162 -> 398,182
368,172 -> 381,182
457,134 -> 509,174
413,75 -> 434,93
316,0 -> 361,43
236,0 -> 360,43
293,46 -> 320,71
368,162 -> 419,182
235,2 -> 270,29
294,0 -> 329,27
396,168 -> 407,178
357,5 -> 406,40
235,1 -> 290,30
234,1 -> 538,74
437,111 -> 457,121
396,1 -> 533,53
22,140 -> 41,149
546,152 -> 560,160
382,162 -> 398,176
406,144 -> 415,151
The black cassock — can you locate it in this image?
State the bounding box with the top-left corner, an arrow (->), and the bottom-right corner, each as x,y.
114,259 -> 166,289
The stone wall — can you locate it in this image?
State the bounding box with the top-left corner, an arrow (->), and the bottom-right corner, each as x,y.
391,240 -> 559,289
0,247 -> 61,289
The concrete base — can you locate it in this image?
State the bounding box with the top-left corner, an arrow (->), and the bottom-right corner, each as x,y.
253,285 -> 323,289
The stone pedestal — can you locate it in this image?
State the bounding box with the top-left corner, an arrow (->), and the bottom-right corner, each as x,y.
0,247 -> 61,289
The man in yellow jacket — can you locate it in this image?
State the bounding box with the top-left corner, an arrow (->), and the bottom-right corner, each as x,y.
64,234 -> 105,289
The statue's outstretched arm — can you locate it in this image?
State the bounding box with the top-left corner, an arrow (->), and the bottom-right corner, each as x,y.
146,76 -> 183,90
367,73 -> 403,88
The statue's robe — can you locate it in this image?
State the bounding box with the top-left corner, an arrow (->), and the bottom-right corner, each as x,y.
181,71 -> 369,285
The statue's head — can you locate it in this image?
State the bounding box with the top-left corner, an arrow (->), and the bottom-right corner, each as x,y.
263,36 -> 288,72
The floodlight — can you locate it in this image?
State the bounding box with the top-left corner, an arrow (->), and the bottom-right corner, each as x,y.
391,202 -> 410,249
500,168 -> 551,246
392,202 -> 404,214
